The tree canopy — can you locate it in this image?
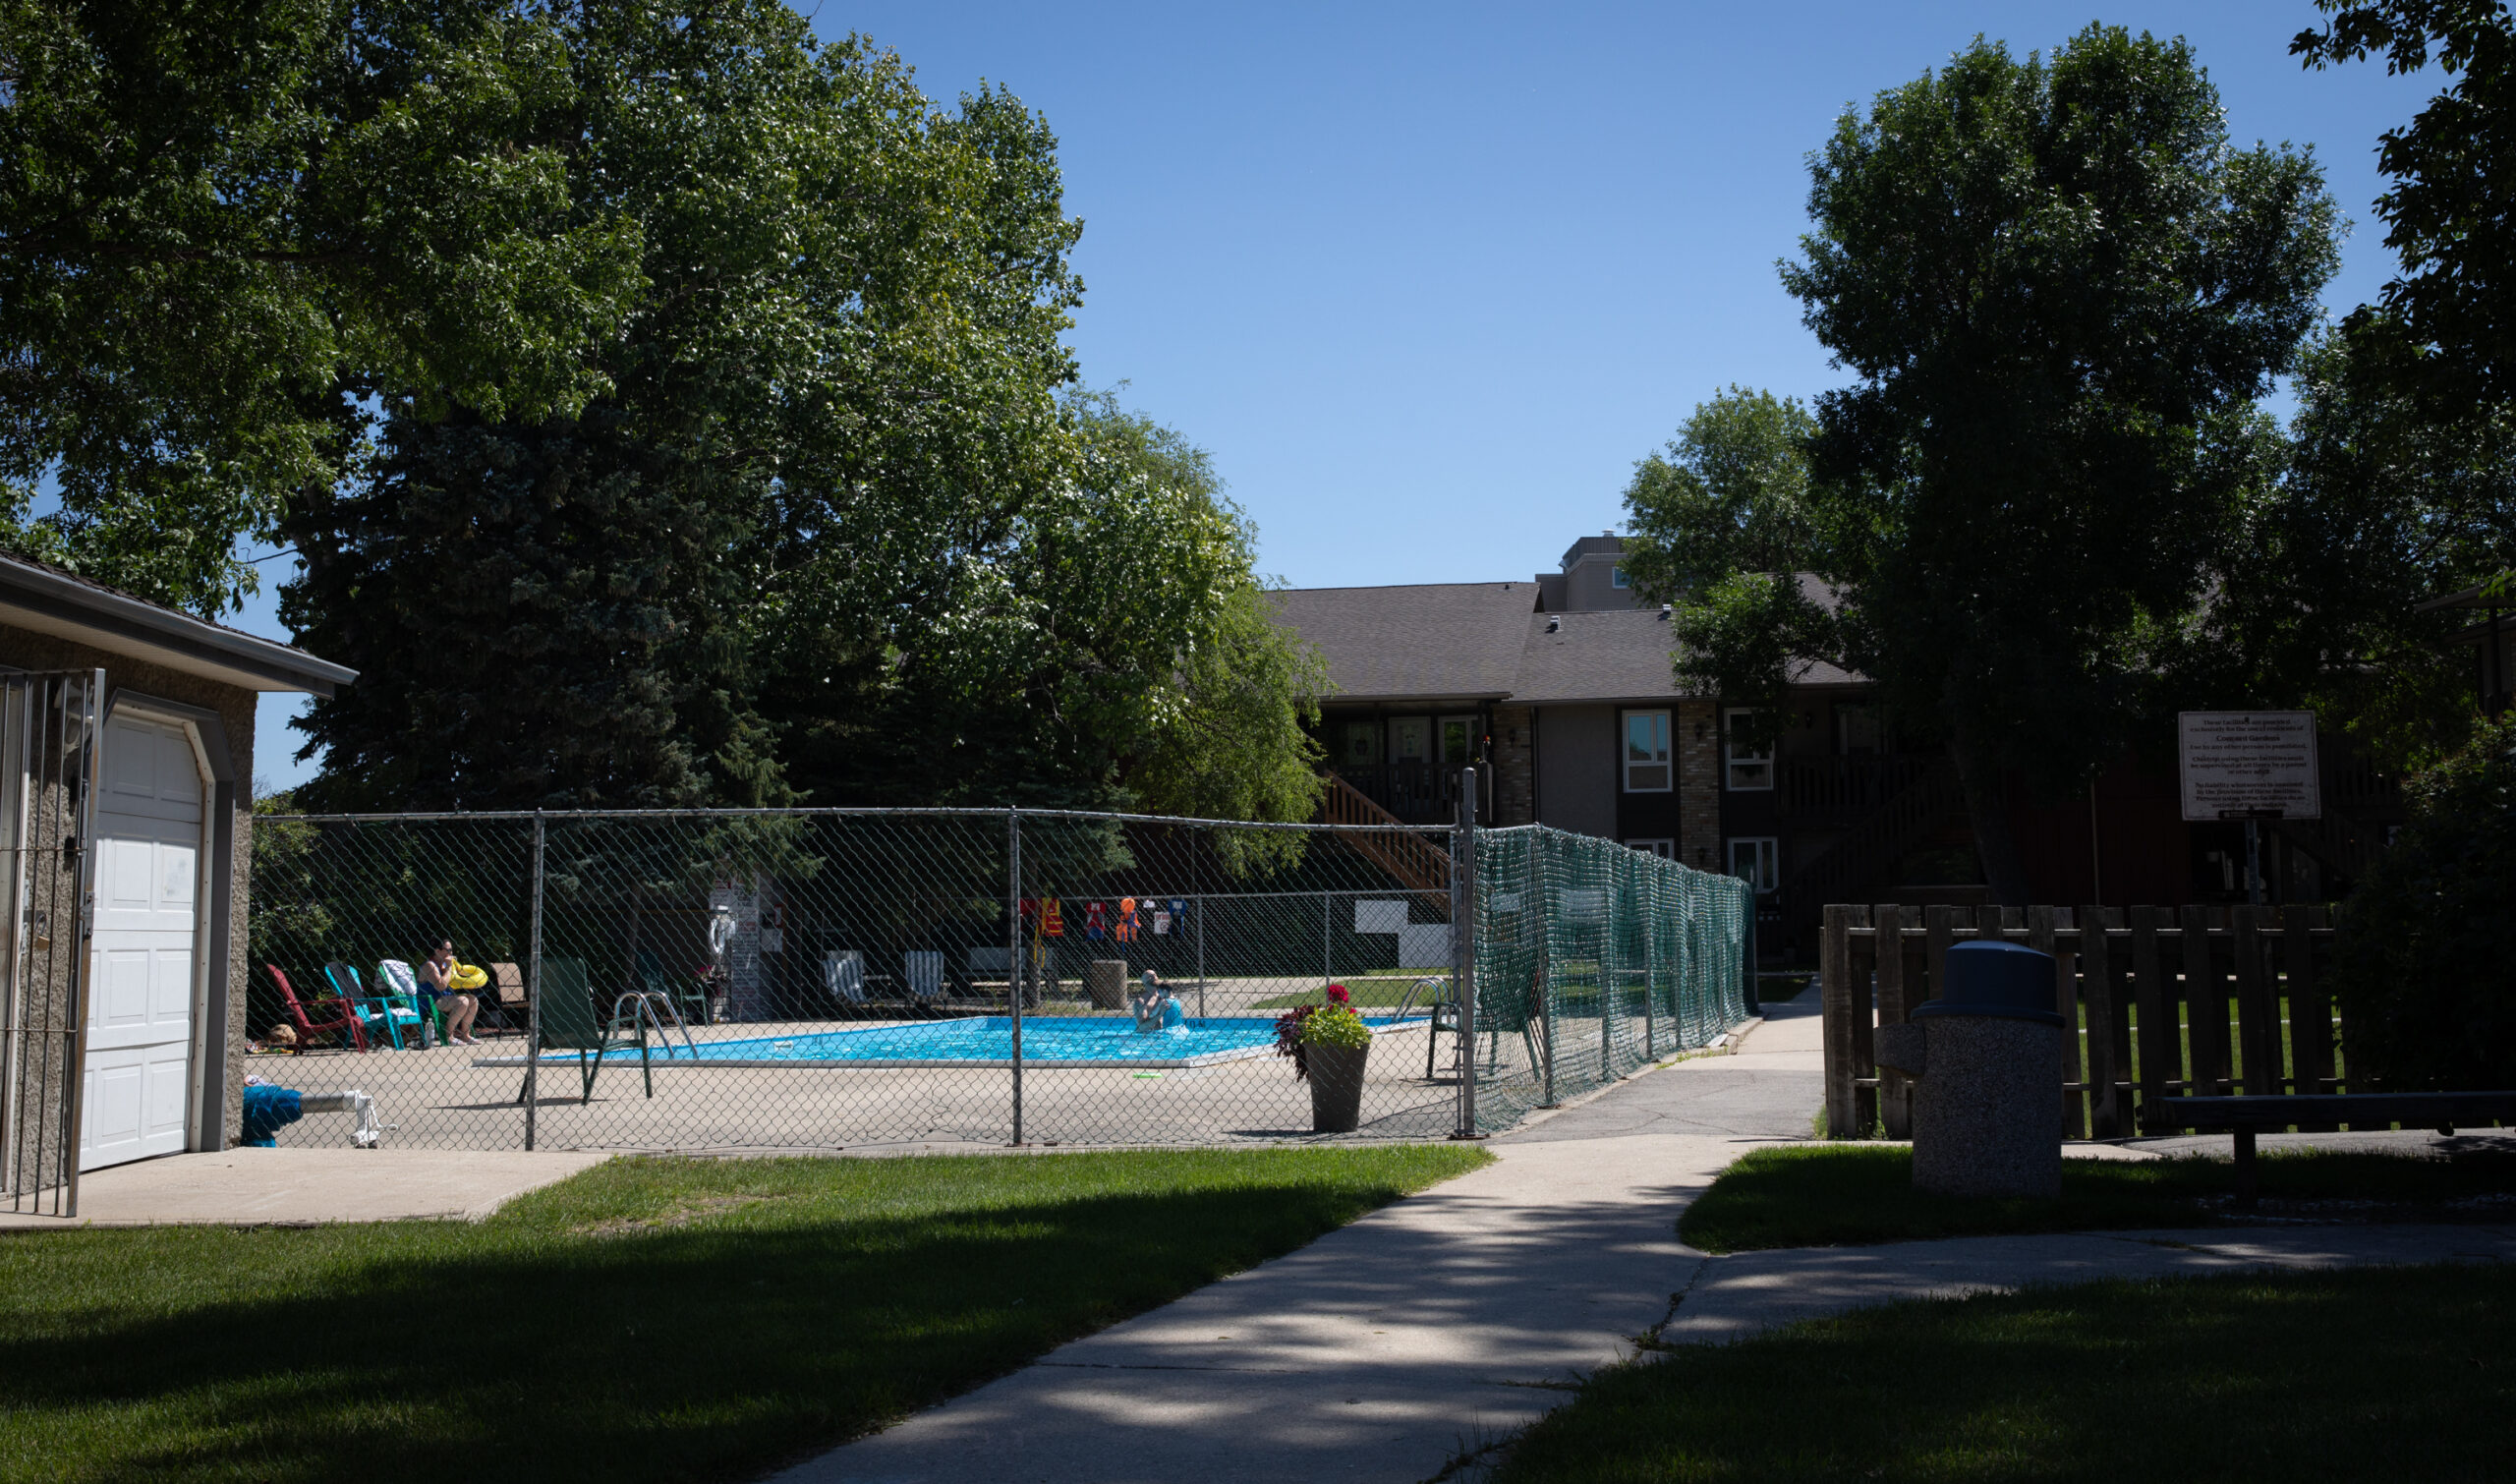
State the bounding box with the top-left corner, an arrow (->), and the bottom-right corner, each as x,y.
0,1 -> 1328,830
1690,25 -> 2340,904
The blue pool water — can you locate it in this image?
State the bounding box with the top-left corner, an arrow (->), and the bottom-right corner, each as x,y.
500,1015 -> 1423,1069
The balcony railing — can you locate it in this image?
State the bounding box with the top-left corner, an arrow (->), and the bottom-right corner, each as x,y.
1777,755 -> 1934,820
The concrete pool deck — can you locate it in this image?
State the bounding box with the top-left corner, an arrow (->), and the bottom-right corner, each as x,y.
0,1147 -> 612,1229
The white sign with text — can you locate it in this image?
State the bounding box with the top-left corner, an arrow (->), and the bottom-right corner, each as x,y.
2177,712 -> 2320,821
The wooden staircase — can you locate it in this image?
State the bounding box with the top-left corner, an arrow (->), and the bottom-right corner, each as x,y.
1777,758 -> 1966,948
1321,771 -> 1453,897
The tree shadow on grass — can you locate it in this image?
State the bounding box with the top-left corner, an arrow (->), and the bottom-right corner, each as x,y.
0,1176 -> 1429,1484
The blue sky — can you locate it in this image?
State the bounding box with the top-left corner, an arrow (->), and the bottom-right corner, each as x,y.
236,1 -> 2437,789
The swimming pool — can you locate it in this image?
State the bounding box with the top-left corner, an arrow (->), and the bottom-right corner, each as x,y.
474,1014 -> 1428,1070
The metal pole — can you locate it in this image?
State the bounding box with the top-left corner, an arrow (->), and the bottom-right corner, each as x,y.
1643,857 -> 1656,1061
2245,818 -> 2262,906
1539,873 -> 1557,1108
1008,808 -> 1023,1146
59,671 -> 101,1218
1196,890 -> 1206,1017
1453,769 -> 1478,1138
1324,888 -> 1333,988
525,812 -> 544,1151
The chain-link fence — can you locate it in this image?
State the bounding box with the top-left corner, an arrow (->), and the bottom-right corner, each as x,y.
244,801 -> 1751,1151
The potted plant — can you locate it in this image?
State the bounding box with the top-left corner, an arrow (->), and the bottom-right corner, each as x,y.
1275,984 -> 1372,1133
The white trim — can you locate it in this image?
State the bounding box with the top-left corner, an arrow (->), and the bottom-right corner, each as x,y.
1728,836 -> 1779,892
1723,708 -> 1774,791
1622,709 -> 1672,793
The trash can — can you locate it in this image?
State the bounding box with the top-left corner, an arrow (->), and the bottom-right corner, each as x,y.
1085,958 -> 1130,1010
1873,940 -> 2062,1198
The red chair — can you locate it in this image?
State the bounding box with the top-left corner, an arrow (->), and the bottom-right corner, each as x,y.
268,964 -> 368,1052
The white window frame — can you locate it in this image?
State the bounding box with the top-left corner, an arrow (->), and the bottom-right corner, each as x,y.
1728,836 -> 1779,893
1724,708 -> 1774,791
1626,837 -> 1674,859
1611,564 -> 1630,589
1623,709 -> 1672,793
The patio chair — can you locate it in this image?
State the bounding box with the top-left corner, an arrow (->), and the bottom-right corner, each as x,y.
375,959 -> 446,1044
637,945 -> 710,1027
513,957 -> 656,1103
325,961 -> 418,1050
475,961 -> 528,1033
267,964 -> 366,1052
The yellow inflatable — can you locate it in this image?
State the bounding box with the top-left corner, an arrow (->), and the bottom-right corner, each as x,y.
449,962 -> 488,992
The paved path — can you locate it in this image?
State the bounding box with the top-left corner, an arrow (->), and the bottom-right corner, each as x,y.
0,1148 -> 611,1228
1671,1220 -> 2516,1341
777,993 -> 1828,1484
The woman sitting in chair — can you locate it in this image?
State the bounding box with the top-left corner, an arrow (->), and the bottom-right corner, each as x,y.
421,939 -> 484,1047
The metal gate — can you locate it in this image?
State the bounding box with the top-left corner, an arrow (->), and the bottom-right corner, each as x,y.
0,669 -> 103,1215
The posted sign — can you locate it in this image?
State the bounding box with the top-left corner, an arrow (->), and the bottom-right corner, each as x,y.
2178,712 -> 2320,821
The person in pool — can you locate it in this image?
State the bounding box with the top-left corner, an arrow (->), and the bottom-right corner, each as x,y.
1131,971 -> 1176,1033
420,938 -> 484,1046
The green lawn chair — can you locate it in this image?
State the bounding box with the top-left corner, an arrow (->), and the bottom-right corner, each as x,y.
637,946 -> 709,1027
513,958 -> 657,1103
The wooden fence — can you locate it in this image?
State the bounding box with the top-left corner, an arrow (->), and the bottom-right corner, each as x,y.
1820,903 -> 2345,1141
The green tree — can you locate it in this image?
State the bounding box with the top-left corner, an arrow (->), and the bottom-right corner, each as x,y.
2295,1 -> 2516,416
1621,387 -> 1837,749
2197,329 -> 2516,773
2327,712 -> 2516,1088
0,0 -> 644,611
285,6 -> 1083,810
1772,25 -> 2339,903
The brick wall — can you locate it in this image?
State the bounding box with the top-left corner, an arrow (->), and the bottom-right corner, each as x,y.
1678,698 -> 1720,870
1492,705 -> 1534,826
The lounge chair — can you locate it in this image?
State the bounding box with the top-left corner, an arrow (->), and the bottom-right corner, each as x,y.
636,945 -> 710,1027
512,957 -> 657,1104
476,961 -> 528,1033
375,959 -> 446,1044
325,961 -> 419,1049
267,965 -> 366,1052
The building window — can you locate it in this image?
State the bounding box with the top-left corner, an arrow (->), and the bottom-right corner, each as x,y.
1623,710 -> 1671,791
1728,837 -> 1779,892
1440,715 -> 1476,766
1611,565 -> 1630,589
1724,708 -> 1773,790
1389,715 -> 1430,765
1627,838 -> 1674,859
1341,722 -> 1379,769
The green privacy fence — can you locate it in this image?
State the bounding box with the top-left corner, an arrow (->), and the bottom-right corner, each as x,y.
1466,825 -> 1757,1133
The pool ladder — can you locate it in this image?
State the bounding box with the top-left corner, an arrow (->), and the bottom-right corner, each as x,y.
609,990 -> 702,1060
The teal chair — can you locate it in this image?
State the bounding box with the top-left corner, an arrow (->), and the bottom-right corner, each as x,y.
637,946 -> 709,1027
326,961 -> 418,1049
376,959 -> 447,1044
513,958 -> 656,1103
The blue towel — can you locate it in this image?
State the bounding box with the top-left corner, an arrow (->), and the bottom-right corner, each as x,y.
1161,999 -> 1185,1029
241,1085 -> 305,1147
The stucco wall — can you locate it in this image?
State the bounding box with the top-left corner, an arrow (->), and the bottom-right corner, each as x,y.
0,624 -> 257,1149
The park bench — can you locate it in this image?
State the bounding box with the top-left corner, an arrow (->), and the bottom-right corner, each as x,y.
2142,1092 -> 2516,1200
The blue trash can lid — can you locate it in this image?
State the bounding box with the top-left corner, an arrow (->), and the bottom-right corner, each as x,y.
1912,940 -> 2064,1025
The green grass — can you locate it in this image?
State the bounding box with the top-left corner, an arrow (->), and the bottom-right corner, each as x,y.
1680,1143 -> 2516,1253
1493,1262 -> 2516,1482
1250,975 -> 1450,1009
0,1145 -> 1488,1484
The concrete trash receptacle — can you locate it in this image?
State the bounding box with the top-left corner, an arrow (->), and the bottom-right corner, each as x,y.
1085,959 -> 1130,1010
1873,940 -> 2062,1199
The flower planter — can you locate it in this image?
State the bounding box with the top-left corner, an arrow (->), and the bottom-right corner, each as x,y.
1307,1041 -> 1369,1133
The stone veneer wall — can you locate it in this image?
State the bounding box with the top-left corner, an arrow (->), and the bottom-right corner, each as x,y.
1677,698 -> 1721,870
0,625 -> 257,1148
1491,705 -> 1534,826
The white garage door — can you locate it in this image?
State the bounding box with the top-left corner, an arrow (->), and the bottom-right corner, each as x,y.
80,714 -> 205,1171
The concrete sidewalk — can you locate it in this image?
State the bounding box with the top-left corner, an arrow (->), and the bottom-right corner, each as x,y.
776,994 -> 1830,1484
1670,1221 -> 2516,1342
0,1148 -> 611,1228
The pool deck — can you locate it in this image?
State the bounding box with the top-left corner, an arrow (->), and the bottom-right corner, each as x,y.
249,1008 -> 1476,1152
0,1147 -> 612,1229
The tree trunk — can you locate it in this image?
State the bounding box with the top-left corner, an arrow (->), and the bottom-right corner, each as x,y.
1948,724 -> 2033,906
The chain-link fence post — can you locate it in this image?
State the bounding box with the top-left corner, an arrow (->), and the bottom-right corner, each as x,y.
523,811 -> 544,1151
1453,769 -> 1478,1138
1007,807 -> 1023,1146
